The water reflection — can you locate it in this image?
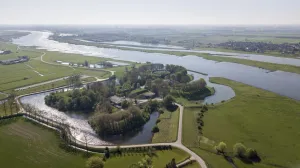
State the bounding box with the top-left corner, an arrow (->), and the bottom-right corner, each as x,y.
12,31 -> 300,100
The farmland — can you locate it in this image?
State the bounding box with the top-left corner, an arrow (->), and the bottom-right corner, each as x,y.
182,77 -> 300,168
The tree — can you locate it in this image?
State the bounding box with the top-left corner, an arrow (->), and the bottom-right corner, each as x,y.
58,98 -> 66,111
84,60 -> 89,67
246,148 -> 258,160
121,100 -> 130,109
152,125 -> 159,133
163,95 -> 175,108
233,143 -> 247,157
215,142 -> 227,154
104,147 -> 110,158
166,158 -> 177,168
80,96 -> 92,110
83,133 -> 92,156
8,91 -> 16,115
86,156 -> 104,168
2,101 -> 7,116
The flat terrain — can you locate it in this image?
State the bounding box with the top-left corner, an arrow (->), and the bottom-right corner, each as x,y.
105,148 -> 190,167
152,107 -> 179,143
0,43 -> 111,94
0,118 -> 193,168
0,118 -> 86,168
183,77 -> 300,168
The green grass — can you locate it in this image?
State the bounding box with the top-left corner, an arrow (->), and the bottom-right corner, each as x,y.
0,118 -> 86,168
198,77 -> 300,168
152,107 -> 179,143
197,47 -> 300,58
82,77 -> 97,83
0,101 -> 18,116
104,148 -> 189,168
134,49 -> 300,74
182,162 -> 201,168
182,107 -> 202,147
0,42 -> 112,93
15,80 -> 67,96
0,93 -> 7,100
190,147 -> 232,168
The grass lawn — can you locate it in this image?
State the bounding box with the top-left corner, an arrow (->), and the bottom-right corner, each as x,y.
104,148 -> 190,168
0,101 -> 18,116
0,43 -> 111,93
182,162 -> 201,168
193,77 -> 300,168
108,47 -> 300,75
182,107 -> 202,147
152,107 -> 179,143
15,80 -> 68,96
0,93 -> 7,100
0,118 -> 86,168
82,76 -> 97,83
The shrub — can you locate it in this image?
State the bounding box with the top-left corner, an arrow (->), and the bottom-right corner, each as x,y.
86,156 -> 104,168
233,143 -> 247,157
215,142 -> 227,154
246,148 -> 258,160
156,118 -> 161,124
152,125 -> 159,133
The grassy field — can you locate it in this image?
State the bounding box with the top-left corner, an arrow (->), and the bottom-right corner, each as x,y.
121,48 -> 300,75
182,107 -> 202,147
0,101 -> 18,116
105,148 -> 190,167
0,118 -> 192,168
0,43 -> 112,94
183,162 -> 201,168
198,47 -> 300,58
183,77 -> 300,168
152,107 -> 179,143
15,80 -> 67,95
0,118 -> 86,168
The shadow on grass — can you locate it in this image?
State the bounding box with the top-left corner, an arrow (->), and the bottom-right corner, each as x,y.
166,104 -> 178,112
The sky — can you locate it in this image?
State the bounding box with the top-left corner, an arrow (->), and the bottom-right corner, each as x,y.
1,0 -> 300,25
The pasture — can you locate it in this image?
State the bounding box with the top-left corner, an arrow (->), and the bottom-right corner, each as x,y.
182,77 -> 300,168
152,107 -> 179,143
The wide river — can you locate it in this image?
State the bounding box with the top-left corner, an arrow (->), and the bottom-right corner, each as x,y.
13,31 -> 300,145
13,31 -> 300,100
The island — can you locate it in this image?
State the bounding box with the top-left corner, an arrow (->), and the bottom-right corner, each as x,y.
44,63 -> 214,137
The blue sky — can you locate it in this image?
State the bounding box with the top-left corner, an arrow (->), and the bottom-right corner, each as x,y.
1,0 -> 300,25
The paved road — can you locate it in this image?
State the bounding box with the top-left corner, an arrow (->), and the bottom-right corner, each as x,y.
15,46 -> 207,167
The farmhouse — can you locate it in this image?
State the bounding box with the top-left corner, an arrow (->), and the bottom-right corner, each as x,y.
0,56 -> 29,65
110,95 -> 125,106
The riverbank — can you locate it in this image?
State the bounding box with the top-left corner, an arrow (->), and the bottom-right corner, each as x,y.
0,117 -> 194,168
183,77 -> 300,168
52,37 -> 300,75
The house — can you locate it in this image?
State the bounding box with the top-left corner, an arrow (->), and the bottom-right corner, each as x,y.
142,92 -> 156,99
110,95 -> 125,106
0,56 -> 29,65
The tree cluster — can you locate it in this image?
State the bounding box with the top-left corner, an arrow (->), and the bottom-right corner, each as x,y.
170,79 -> 211,100
89,106 -> 149,136
45,82 -> 110,112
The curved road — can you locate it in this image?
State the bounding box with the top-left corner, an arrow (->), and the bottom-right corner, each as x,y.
14,46 -> 207,167
17,93 -> 207,168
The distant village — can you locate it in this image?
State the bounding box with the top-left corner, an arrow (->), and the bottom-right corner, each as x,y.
55,60 -> 129,69
0,50 -> 29,65
212,41 -> 300,55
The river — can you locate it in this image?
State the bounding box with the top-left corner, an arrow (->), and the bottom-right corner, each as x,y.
12,31 -> 300,100
19,71 -> 230,145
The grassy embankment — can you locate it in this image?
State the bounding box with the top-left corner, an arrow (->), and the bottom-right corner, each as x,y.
152,107 -> 179,143
121,49 -> 300,74
182,77 -> 300,168
0,43 -> 118,94
54,38 -> 300,74
0,118 -> 191,168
